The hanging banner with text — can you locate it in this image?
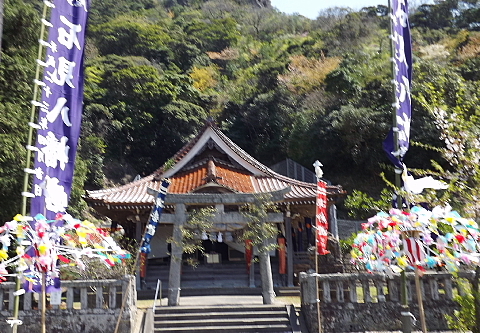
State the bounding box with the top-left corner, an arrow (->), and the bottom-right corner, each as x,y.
30,0 -> 91,219
316,180 -> 330,255
140,180 -> 170,254
383,0 -> 413,169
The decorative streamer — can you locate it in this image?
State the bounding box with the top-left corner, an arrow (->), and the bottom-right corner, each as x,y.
140,180 -> 170,254
0,214 -> 128,287
351,206 -> 480,275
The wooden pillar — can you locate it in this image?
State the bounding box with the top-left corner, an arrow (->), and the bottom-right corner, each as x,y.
285,209 -> 294,287
135,218 -> 142,243
168,203 -> 186,306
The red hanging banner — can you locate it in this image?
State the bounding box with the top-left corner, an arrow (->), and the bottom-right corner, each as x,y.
316,180 -> 330,255
245,239 -> 253,273
278,238 -> 286,275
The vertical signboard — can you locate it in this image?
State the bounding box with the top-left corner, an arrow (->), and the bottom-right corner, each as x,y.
383,0 -> 413,169
31,0 -> 90,219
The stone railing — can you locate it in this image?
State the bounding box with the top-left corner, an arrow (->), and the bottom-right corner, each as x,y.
0,275 -> 136,333
300,271 -> 473,333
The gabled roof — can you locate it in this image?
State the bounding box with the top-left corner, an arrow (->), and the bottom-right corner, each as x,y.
85,121 -> 345,209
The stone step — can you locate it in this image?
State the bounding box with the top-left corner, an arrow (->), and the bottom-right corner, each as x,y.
155,305 -> 285,313
154,324 -> 292,332
137,287 -> 264,299
153,305 -> 293,333
275,287 -> 301,297
155,310 -> 287,320
155,317 -> 290,328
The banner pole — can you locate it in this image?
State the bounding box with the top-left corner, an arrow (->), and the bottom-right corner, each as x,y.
387,0 -> 402,206
21,1 -> 49,216
13,3 -> 50,333
41,272 -> 47,333
388,0 -> 412,332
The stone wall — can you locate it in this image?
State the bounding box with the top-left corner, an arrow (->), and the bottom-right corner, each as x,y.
300,271 -> 471,333
0,276 -> 137,333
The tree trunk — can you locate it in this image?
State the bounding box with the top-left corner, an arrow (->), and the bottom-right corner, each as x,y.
259,239 -> 275,304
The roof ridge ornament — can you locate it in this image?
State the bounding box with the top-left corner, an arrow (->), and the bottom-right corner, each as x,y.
203,158 -> 223,183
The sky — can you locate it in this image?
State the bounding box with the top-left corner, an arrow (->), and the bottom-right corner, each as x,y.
270,0 -> 432,19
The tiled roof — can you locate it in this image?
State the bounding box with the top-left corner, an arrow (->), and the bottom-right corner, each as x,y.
168,163 -> 254,194
85,122 -> 345,208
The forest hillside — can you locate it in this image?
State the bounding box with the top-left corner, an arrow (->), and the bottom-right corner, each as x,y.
1,0 -> 479,221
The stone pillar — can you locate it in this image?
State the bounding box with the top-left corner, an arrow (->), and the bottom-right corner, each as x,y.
259,236 -> 275,304
168,203 -> 186,306
285,209 -> 294,287
300,271 -> 320,333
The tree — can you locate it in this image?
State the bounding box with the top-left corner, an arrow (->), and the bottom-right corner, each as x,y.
241,194 -> 278,304
278,54 -> 341,95
184,17 -> 241,52
91,16 -> 174,65
222,87 -> 298,166
81,54 -> 209,183
177,207 -> 215,266
0,0 -> 38,221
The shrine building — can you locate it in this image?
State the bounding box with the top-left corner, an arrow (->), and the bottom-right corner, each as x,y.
84,121 -> 345,303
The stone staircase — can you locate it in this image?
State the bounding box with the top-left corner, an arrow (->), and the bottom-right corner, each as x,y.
153,304 -> 299,333
141,259 -> 292,295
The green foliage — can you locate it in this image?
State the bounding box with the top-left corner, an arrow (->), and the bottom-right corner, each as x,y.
339,231 -> 359,257
240,194 -> 279,253
91,16 -> 174,64
344,189 -> 393,219
184,17 -> 241,52
66,156 -> 88,218
0,0 -> 38,221
446,278 -> 476,332
166,207 -> 215,266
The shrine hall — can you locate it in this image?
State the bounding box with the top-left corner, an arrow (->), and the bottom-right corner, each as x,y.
84,120 -> 345,304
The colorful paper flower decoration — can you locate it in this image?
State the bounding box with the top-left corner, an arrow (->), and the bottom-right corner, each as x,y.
351,205 -> 480,275
0,213 -> 128,292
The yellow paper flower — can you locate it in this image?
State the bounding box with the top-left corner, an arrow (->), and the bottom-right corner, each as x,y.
0,250 -> 8,260
397,256 -> 408,268
445,217 -> 456,225
38,244 -> 48,256
82,221 -> 95,229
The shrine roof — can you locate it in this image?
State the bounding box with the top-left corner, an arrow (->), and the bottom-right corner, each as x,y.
84,122 -> 345,208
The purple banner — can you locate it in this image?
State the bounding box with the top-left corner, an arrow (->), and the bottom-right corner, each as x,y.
30,0 -> 90,219
383,0 -> 413,169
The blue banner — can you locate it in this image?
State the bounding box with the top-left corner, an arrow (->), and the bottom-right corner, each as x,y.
141,180 -> 170,254
30,0 -> 90,219
383,0 -> 413,169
